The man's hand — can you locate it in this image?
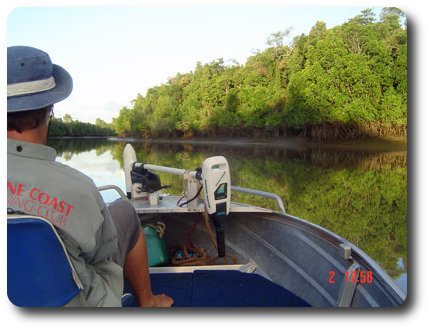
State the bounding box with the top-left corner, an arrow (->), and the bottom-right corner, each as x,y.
141,293 -> 174,307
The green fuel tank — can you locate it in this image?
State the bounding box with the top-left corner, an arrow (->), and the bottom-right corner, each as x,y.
142,225 -> 168,267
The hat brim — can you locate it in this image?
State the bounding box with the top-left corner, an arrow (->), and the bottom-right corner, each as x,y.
7,64 -> 73,112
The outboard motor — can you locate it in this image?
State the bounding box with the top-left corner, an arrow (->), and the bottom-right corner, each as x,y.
124,143 -> 138,199
123,143 -> 170,204
131,163 -> 165,193
201,156 -> 231,258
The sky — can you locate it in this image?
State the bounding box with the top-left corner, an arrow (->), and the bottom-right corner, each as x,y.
6,4 -> 386,124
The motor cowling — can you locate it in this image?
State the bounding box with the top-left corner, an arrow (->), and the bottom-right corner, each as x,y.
131,163 -> 163,193
201,156 -> 231,258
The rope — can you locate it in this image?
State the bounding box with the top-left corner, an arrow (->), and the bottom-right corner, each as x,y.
170,244 -> 215,266
202,209 -> 238,265
146,221 -> 166,239
170,209 -> 238,266
202,209 -> 218,251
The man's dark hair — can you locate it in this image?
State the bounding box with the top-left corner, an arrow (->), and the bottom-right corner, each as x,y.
7,106 -> 52,133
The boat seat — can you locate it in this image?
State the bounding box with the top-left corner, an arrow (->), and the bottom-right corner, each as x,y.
123,269 -> 311,307
7,215 -> 83,307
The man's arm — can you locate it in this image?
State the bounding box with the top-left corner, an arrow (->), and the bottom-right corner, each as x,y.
123,229 -> 174,307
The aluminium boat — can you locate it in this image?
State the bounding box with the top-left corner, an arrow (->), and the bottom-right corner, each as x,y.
99,143 -> 406,307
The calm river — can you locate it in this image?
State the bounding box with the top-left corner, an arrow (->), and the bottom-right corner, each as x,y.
48,137 -> 407,293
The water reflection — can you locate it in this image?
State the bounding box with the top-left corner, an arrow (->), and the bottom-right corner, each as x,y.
48,137 -> 407,293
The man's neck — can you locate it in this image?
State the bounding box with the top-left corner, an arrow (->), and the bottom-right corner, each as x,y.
7,128 -> 47,145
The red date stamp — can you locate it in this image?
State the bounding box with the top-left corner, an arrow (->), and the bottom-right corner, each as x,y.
329,270 -> 373,284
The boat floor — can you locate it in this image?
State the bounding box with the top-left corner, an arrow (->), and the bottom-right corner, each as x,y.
123,266 -> 311,307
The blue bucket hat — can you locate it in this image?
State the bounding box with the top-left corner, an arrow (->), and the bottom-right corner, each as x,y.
7,46 -> 73,112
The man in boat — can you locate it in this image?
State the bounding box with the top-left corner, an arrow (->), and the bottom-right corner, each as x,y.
6,46 -> 173,307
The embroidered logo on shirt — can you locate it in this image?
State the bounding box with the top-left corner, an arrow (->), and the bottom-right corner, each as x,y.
7,181 -> 75,228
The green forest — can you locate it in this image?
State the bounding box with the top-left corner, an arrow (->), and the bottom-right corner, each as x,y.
112,8 -> 407,141
48,114 -> 115,137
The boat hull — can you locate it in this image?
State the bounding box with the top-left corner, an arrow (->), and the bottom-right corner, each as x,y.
137,208 -> 405,307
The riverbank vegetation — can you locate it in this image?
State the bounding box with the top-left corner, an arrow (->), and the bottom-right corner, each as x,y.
48,114 -> 115,137
112,8 -> 407,141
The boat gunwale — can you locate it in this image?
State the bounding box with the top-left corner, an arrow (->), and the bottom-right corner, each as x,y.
246,211 -> 407,303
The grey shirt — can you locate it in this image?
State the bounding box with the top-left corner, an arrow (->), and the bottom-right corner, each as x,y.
7,138 -> 123,307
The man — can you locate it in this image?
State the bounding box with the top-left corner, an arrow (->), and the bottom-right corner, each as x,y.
7,46 -> 173,307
